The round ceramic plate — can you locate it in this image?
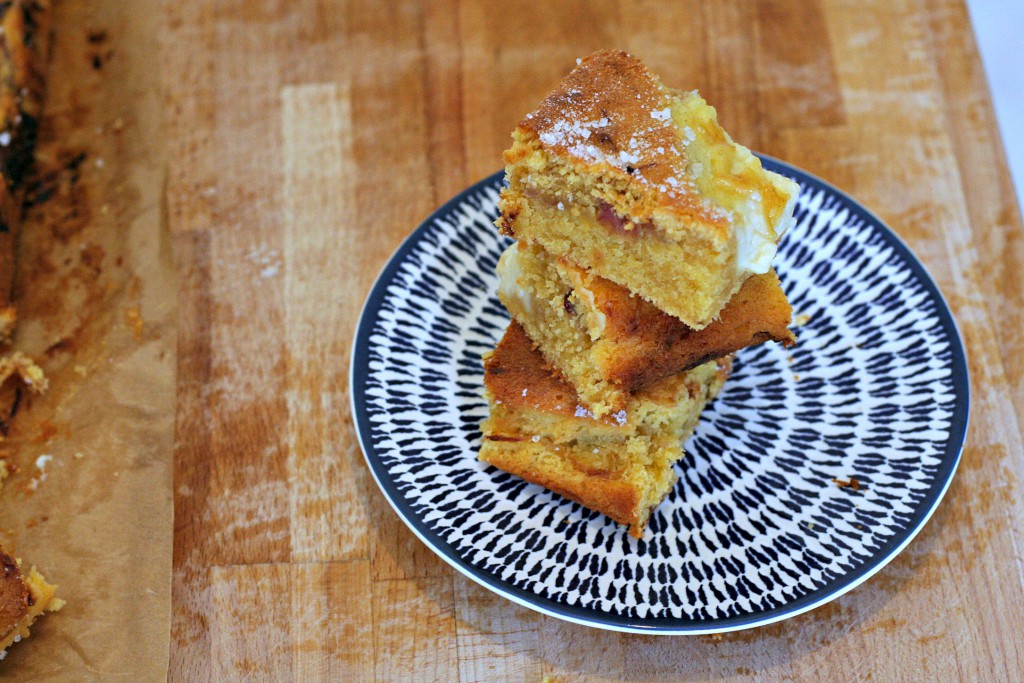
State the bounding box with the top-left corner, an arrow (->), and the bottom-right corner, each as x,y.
349,157 -> 969,634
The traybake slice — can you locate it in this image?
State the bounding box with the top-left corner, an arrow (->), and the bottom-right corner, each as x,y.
0,551 -> 62,660
497,242 -> 794,417
496,49 -> 798,329
479,321 -> 729,538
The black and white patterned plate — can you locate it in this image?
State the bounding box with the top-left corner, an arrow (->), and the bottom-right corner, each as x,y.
350,157 -> 969,634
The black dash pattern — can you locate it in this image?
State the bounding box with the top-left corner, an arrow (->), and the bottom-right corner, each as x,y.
357,174 -> 962,625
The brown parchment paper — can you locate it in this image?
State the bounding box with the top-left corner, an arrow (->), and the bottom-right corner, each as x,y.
0,0 -> 173,678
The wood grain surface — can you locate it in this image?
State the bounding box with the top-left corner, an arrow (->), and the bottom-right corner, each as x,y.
161,1 -> 1024,680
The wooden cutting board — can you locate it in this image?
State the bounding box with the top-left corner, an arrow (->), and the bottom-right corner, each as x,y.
163,1 -> 1024,680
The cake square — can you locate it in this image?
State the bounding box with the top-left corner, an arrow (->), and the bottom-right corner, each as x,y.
497,242 -> 794,416
497,49 -> 799,329
479,321 -> 729,537
0,551 -> 62,659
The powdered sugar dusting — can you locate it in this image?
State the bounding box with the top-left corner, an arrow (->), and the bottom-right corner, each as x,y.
617,150 -> 640,165
523,51 -> 715,207
537,117 -> 615,166
534,107 -> 703,203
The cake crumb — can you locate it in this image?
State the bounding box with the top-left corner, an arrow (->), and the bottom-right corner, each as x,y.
0,352 -> 48,395
833,477 -> 862,491
0,306 -> 16,343
125,305 -> 145,340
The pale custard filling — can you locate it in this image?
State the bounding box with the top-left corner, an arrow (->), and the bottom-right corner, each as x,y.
498,245 -> 608,339
496,245 -> 535,317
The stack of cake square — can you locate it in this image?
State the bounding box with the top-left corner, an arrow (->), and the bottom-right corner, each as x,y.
479,50 -> 798,537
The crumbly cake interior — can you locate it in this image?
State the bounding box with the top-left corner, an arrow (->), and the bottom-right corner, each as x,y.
479,437 -> 680,535
498,242 -> 793,416
479,322 -> 729,536
497,49 -> 798,329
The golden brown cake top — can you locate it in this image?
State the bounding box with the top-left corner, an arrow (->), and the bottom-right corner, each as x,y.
516,50 -> 720,220
484,321 -> 626,425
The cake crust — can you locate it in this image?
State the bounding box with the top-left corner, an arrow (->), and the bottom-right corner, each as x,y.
586,265 -> 794,389
479,439 -> 660,531
0,553 -> 29,629
480,322 -> 729,537
484,317 -> 603,423
497,242 -> 793,415
0,551 -> 61,659
514,49 -> 724,230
